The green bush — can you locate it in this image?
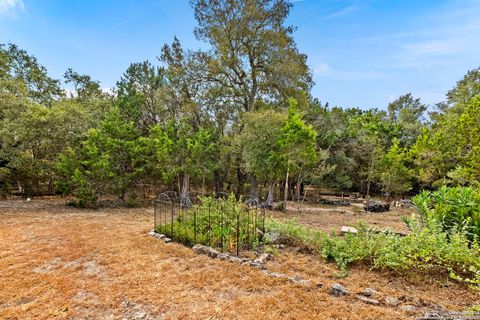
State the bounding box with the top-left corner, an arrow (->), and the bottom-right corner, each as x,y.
410,186 -> 480,241
156,194 -> 263,253
266,219 -> 480,286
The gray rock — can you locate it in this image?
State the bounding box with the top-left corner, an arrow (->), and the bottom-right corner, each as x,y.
265,231 -> 282,244
261,270 -> 310,286
422,310 -> 446,320
400,305 -> 418,314
163,237 -> 171,243
359,288 -> 378,298
216,253 -> 229,260
192,244 -> 219,258
132,311 -> 147,319
257,253 -> 271,262
341,226 -> 358,235
287,275 -> 310,286
250,260 -> 264,268
356,295 -> 380,305
329,284 -> 349,296
427,304 -> 446,313
250,253 -> 271,269
262,270 -> 286,278
227,256 -> 243,264
384,296 -> 401,307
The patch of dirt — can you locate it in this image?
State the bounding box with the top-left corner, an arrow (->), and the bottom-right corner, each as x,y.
272,200 -> 410,234
0,198 -> 477,319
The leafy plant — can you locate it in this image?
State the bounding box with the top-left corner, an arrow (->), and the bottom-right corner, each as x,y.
156,194 -> 263,253
408,186 -> 480,241
266,218 -> 480,286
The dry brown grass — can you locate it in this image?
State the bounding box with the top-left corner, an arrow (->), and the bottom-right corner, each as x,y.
272,200 -> 410,234
0,198 -> 478,319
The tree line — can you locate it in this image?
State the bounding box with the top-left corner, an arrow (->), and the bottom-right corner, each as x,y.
1,0 -> 479,207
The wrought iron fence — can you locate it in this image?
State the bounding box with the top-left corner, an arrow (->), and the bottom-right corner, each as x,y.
153,193 -> 266,256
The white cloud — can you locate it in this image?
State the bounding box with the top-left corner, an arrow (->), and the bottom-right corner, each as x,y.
313,63 -> 384,81
402,39 -> 460,57
101,87 -> 115,96
0,0 -> 24,16
319,4 -> 356,20
313,63 -> 330,74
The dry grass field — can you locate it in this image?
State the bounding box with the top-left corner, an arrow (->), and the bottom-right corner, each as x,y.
0,198 -> 478,319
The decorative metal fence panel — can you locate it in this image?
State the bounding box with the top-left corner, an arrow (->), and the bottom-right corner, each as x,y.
153,193 -> 266,256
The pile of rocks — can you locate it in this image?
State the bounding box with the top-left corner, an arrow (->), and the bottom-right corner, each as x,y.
192,244 -> 280,268
148,230 -> 171,243
364,201 -> 390,212
192,244 -> 247,264
327,283 -> 447,317
318,198 -> 351,206
392,199 -> 413,208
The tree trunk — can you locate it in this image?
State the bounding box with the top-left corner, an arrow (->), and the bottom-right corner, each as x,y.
235,164 -> 245,200
295,174 -> 302,201
266,181 -> 275,205
180,173 -> 190,205
214,170 -> 223,195
366,179 -> 371,203
249,174 -> 258,202
284,166 -> 290,211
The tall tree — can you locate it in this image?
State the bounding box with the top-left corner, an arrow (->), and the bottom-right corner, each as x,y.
0,43 -> 63,105
116,61 -> 169,131
191,0 -> 312,113
377,138 -> 413,198
190,0 -> 313,199
387,93 -> 427,147
236,109 -> 286,204
64,68 -> 104,100
446,67 -> 480,111
278,99 -> 318,209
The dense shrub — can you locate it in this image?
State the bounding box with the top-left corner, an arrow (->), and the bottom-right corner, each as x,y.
266,219 -> 480,286
409,186 -> 480,241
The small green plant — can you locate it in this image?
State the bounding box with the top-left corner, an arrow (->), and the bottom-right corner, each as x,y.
408,186 -> 480,241
470,305 -> 480,312
266,218 -> 480,287
156,194 -> 263,253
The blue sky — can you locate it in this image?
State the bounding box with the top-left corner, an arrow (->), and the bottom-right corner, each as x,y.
1,0 -> 479,109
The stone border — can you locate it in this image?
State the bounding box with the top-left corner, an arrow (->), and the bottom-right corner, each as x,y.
149,230 -> 448,318
148,231 -> 171,243
149,230 -> 313,286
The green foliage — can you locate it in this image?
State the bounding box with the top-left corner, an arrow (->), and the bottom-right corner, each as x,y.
377,138 -> 413,196
156,194 -> 262,252
0,43 -> 63,105
409,186 -> 480,241
279,99 -> 318,172
191,0 -> 312,113
57,109 -> 146,206
412,74 -> 480,188
387,93 -> 427,148
1,14 -> 480,208
237,109 -> 286,182
267,218 -> 480,285
116,61 -> 169,130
